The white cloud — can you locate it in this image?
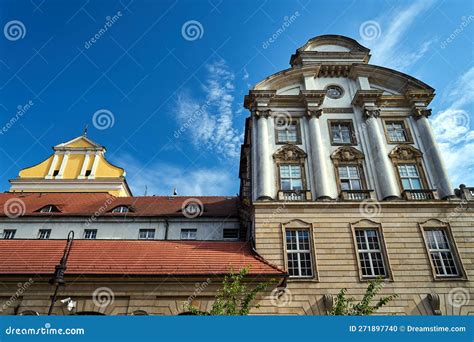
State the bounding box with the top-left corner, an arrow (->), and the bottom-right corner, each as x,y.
115,153 -> 237,196
431,66 -> 474,186
365,1 -> 435,71
174,59 -> 242,160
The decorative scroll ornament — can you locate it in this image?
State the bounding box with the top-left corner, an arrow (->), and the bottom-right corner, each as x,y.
363,106 -> 380,119
331,146 -> 364,162
273,144 -> 307,162
412,107 -> 432,120
428,292 -> 442,315
306,109 -> 323,118
389,145 -> 423,161
254,109 -> 271,119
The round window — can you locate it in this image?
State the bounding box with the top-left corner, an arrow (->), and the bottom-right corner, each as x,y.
326,85 -> 344,99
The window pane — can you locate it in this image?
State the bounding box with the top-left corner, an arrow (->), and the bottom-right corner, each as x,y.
401,179 -> 411,190
410,178 -> 422,189
350,180 -> 361,190
338,166 -> 349,178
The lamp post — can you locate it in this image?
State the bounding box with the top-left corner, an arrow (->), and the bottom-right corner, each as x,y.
48,231 -> 74,315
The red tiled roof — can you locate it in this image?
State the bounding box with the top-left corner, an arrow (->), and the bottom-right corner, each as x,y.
0,240 -> 284,276
0,193 -> 238,217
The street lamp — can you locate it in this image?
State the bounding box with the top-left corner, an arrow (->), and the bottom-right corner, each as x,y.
48,231 -> 74,315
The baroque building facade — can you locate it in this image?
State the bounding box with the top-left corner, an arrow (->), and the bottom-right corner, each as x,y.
0,35 -> 472,316
239,35 -> 473,315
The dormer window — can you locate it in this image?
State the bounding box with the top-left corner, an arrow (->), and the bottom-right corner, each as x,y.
39,205 -> 60,213
112,206 -> 130,213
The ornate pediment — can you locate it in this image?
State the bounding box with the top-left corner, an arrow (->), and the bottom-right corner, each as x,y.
273,145 -> 307,162
389,145 -> 422,161
331,146 -> 364,162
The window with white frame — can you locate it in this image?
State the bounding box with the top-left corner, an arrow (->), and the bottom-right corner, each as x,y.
279,164 -> 303,191
84,229 -> 97,239
138,229 -> 155,240
386,121 -> 409,143
424,229 -> 459,277
276,120 -> 299,144
355,229 -> 386,277
3,229 -> 16,239
39,205 -> 58,213
38,229 -> 51,239
286,230 -> 313,277
180,229 -> 197,240
330,122 -> 354,145
338,165 -> 362,190
398,164 -> 422,190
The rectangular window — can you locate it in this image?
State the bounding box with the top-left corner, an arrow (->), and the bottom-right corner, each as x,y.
386,121 -> 409,143
84,229 -> 97,239
398,164 -> 422,190
38,229 -> 51,240
424,229 -> 459,277
355,229 -> 386,277
223,228 -> 239,240
180,229 -> 197,240
286,230 -> 313,277
276,120 -> 299,144
85,170 -> 92,177
138,229 -> 155,240
330,121 -> 354,145
338,165 -> 362,191
279,164 -> 303,191
3,229 -> 16,239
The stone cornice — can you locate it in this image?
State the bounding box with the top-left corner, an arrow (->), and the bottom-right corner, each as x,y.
351,90 -> 383,107
405,89 -> 435,106
244,90 -> 277,109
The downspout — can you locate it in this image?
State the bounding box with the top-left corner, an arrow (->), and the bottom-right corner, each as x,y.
164,216 -> 170,240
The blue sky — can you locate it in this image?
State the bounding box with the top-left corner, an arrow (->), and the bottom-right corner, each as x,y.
0,0 -> 473,196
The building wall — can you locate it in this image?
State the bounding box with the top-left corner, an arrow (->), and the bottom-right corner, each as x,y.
0,217 -> 240,241
252,201 -> 474,315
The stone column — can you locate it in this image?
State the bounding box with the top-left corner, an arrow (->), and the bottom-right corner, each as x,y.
414,108 -> 454,199
306,109 -> 335,200
256,110 -> 273,200
364,107 -> 400,200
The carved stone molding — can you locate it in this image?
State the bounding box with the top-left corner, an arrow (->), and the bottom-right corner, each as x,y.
412,107 -> 432,120
331,146 -> 365,163
388,145 -> 423,161
363,106 -> 381,119
323,294 -> 334,312
306,109 -> 323,118
405,89 -> 434,106
254,109 -> 271,119
273,144 -> 307,162
322,107 -> 354,113
427,292 -> 442,315
244,90 -> 277,110
351,89 -> 383,107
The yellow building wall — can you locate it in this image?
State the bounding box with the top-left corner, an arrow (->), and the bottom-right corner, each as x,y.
62,154 -> 83,179
94,157 -> 124,178
18,156 -> 53,178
